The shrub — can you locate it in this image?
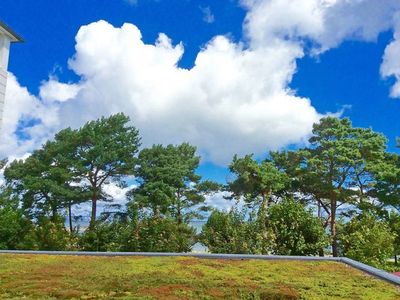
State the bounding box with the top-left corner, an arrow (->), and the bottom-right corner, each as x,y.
339,214 -> 394,267
268,198 -> 328,256
200,209 -> 275,254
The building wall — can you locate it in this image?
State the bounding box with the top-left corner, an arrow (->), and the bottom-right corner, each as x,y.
0,33 -> 11,125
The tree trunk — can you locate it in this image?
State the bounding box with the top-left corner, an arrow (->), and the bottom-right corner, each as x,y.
68,201 -> 73,234
51,208 -> 57,221
395,255 -> 398,265
176,189 -> 182,224
260,191 -> 270,213
90,192 -> 97,229
330,192 -> 338,257
177,209 -> 182,225
317,201 -> 321,219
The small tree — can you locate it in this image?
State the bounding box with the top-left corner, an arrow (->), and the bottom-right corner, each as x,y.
385,212 -> 400,264
301,117 -> 387,256
4,141 -> 86,231
54,113 -> 141,229
228,155 -> 289,211
132,143 -> 218,223
339,214 -> 394,267
268,198 -> 328,256
0,189 -> 35,250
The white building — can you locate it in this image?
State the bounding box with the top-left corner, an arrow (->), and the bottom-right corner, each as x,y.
0,21 -> 22,125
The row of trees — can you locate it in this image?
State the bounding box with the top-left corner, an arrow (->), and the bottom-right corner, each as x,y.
0,113 -> 399,268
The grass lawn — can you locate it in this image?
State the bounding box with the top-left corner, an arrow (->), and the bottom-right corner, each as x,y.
0,254 -> 399,299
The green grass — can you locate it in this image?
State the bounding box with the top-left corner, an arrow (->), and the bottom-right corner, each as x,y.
0,254 -> 399,299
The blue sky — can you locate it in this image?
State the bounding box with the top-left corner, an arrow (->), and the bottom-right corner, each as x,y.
1,0 -> 400,184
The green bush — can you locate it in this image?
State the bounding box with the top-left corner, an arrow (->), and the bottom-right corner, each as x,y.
137,216 -> 196,252
200,209 -> 275,254
79,216 -> 195,252
269,198 -> 328,256
339,214 -> 394,267
33,216 -> 71,250
0,195 -> 35,250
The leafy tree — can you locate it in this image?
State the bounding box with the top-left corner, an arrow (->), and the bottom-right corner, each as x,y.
200,209 -> 275,254
339,214 -> 394,267
200,210 -> 247,254
4,140 -> 86,232
54,113 -> 140,228
227,154 -> 288,252
268,198 -> 328,256
374,152 -> 400,212
132,143 -> 218,223
386,212 -> 400,264
301,117 -> 387,256
0,189 -> 35,250
228,155 -> 289,211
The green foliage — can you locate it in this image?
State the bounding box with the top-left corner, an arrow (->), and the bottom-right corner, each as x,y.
33,216 -> 71,251
339,214 -> 394,267
200,209 -> 275,254
4,144 -> 80,220
299,117 -> 388,256
0,190 -> 34,250
132,143 -> 218,223
228,155 -> 289,208
2,113 -> 399,266
374,153 -> 400,213
268,198 -> 328,255
137,216 -> 196,252
54,113 -> 140,228
79,219 -> 133,252
79,215 -> 196,253
386,212 -> 400,257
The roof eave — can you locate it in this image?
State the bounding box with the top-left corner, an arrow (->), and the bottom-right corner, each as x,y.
0,20 -> 23,43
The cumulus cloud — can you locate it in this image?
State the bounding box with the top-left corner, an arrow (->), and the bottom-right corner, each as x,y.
381,15 -> 400,98
243,0 -> 400,96
0,73 -> 59,158
39,78 -> 81,102
243,0 -> 400,50
36,20 -> 322,164
3,0 -> 400,167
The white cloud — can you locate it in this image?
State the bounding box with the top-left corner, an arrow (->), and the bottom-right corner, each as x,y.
204,191 -> 244,212
39,20 -> 322,164
381,15 -> 400,98
200,6 -> 215,24
0,74 -> 59,158
243,0 -> 400,96
39,78 -> 81,102
243,0 -> 400,50
4,0 -> 400,167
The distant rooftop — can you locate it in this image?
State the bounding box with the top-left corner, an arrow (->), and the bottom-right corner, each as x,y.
0,20 -> 23,42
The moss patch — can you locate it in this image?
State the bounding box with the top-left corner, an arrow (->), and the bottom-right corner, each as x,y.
0,254 -> 399,299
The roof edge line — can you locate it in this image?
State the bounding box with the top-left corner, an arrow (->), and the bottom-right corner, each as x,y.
0,20 -> 23,43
